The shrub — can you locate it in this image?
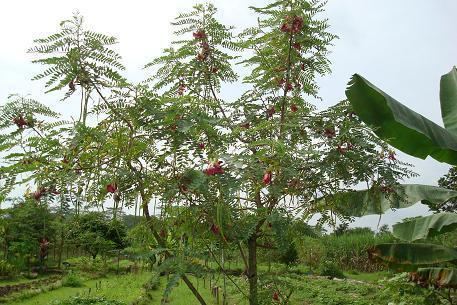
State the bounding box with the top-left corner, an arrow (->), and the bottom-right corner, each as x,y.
379,273 -> 443,305
295,236 -> 326,272
0,259 -> 15,278
143,271 -> 160,291
66,257 -> 106,275
52,296 -> 126,305
62,271 -> 84,287
318,260 -> 345,279
279,242 -> 298,266
321,230 -> 394,272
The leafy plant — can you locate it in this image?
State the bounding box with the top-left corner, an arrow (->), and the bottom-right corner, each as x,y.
143,271 -> 161,291
0,259 -> 15,278
52,296 -> 126,305
317,260 -> 345,279
62,271 -> 84,287
346,66 -> 457,301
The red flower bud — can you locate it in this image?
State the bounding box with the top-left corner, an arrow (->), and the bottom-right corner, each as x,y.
280,23 -> 291,33
263,171 -> 272,185
324,128 -> 336,138
291,16 -> 304,33
285,82 -> 293,92
240,122 -> 250,129
388,151 -> 396,161
203,160 -> 224,176
292,42 -> 301,50
106,183 -> 117,194
273,291 -> 280,301
33,190 -> 43,201
280,16 -> 303,34
211,224 -> 220,235
13,116 -> 28,128
178,83 -> 186,96
290,104 -> 298,112
198,142 -> 205,149
69,80 -> 76,91
159,229 -> 167,238
337,145 -> 347,155
267,106 -> 276,118
193,30 -> 206,40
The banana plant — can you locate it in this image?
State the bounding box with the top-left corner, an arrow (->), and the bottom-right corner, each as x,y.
345,67 -> 457,292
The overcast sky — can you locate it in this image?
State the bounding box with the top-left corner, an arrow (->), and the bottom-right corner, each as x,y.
1,0 -> 456,229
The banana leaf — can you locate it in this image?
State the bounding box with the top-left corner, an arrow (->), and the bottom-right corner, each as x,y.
346,74 -> 457,165
440,67 -> 457,135
413,267 -> 457,288
368,243 -> 457,270
393,212 -> 457,242
321,184 -> 457,217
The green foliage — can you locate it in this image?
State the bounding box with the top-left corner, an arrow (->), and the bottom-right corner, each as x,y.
142,271 -> 160,291
380,273 -> 444,305
65,256 -> 106,274
346,72 -> 457,165
61,271 -> 84,287
52,296 -> 126,305
0,259 -> 16,277
295,236 -> 326,271
346,65 -> 457,302
320,230 -> 394,273
438,166 -> 457,212
66,212 -> 127,259
393,213 -> 457,242
29,12 -> 125,97
0,1 -> 428,305
317,260 -> 345,279
279,242 -> 298,266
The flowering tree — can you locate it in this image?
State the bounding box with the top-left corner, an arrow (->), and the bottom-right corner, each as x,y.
0,1 -> 419,304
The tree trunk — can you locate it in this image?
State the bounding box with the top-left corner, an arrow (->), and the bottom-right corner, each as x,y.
139,189 -> 207,305
247,236 -> 258,305
57,231 -> 64,269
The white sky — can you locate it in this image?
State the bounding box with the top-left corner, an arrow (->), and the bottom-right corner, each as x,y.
1,0 -> 456,229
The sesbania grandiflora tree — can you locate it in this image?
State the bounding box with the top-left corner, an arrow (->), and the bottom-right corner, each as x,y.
145,2 -> 414,304
0,2 -> 416,305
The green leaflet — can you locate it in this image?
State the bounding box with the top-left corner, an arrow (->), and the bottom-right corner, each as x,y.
346,74 -> 457,165
414,267 -> 457,288
368,243 -> 457,270
440,67 -> 457,135
323,184 -> 457,217
393,213 -> 457,242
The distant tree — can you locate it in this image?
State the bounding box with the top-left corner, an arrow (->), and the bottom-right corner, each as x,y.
377,224 -> 391,235
333,223 -> 349,236
67,212 -> 127,259
6,199 -> 56,271
437,167 -> 457,212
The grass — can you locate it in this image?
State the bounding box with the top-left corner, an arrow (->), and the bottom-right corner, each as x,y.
8,272 -> 149,305
3,264 -> 393,305
147,273 -> 389,305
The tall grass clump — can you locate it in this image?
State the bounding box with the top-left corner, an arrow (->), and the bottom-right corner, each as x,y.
297,227 -> 395,273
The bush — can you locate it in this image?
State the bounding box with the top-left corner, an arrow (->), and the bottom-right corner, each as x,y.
0,259 -> 15,278
143,271 -> 160,291
295,236 -> 326,272
62,271 -> 84,287
321,230 -> 394,272
66,257 -> 106,275
380,273 -> 443,305
279,242 -> 298,266
52,296 -> 126,305
318,260 -> 345,279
